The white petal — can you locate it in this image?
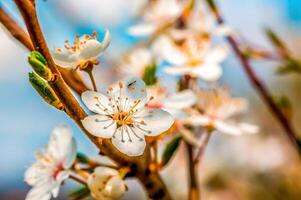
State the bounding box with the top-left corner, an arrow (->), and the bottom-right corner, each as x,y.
152,36 -> 188,64
191,64 -> 222,81
25,162 -> 45,186
103,176 -> 126,199
163,90 -> 196,109
87,167 -> 119,200
101,29 -> 111,50
183,115 -> 211,127
128,23 -> 157,36
82,115 -> 116,138
215,120 -> 242,135
51,49 -> 79,69
217,98 -> 248,119
133,108 -> 174,136
93,166 -> 119,177
205,44 -> 229,64
47,126 -> 76,168
109,77 -> 148,111
239,123 -> 259,134
164,66 -> 192,75
79,39 -> 104,60
112,126 -> 146,156
25,180 -> 56,200
81,91 -> 112,114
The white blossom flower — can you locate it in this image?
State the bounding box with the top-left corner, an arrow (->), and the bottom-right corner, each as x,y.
117,48 -> 153,76
87,167 -> 127,200
153,35 -> 229,81
146,85 -> 196,119
81,77 -> 174,156
51,30 -> 111,69
183,89 -> 259,135
128,0 -> 184,36
24,126 -> 77,200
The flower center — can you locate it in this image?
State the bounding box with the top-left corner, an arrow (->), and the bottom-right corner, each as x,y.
112,112 -> 134,127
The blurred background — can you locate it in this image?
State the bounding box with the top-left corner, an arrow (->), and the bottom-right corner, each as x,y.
1,0 -> 301,199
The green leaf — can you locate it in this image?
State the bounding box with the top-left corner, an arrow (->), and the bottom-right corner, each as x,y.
76,152 -> 89,163
161,136 -> 182,167
276,58 -> 301,75
29,72 -> 63,110
69,186 -> 90,199
273,95 -> 293,120
142,63 -> 157,86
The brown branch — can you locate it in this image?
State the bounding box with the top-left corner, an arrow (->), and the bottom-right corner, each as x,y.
11,1 -> 171,199
205,0 -> 300,152
0,7 -> 89,95
0,7 -> 34,51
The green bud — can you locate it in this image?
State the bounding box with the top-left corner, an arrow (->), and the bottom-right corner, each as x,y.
142,63 -> 157,86
30,51 -> 47,65
29,72 -> 63,110
28,51 -> 54,81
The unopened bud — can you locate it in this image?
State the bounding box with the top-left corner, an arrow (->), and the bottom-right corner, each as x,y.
28,51 -> 54,81
28,72 -> 63,110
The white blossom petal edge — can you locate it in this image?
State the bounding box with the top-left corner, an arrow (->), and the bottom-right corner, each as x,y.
87,167 -> 127,200
51,30 -> 111,69
81,77 -> 174,156
24,126 -> 77,200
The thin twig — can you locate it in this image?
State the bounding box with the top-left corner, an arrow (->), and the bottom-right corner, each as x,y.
185,141 -> 200,200
193,131 -> 212,164
69,174 -> 87,186
0,7 -> 34,51
205,0 -> 300,152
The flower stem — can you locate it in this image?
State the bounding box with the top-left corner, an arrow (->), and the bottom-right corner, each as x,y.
87,70 -> 97,92
185,141 -> 199,200
69,174 -> 87,186
194,130 -> 212,164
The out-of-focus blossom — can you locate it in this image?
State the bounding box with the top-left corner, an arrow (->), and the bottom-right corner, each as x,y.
81,77 -> 174,156
183,89 -> 259,135
146,85 -> 196,118
87,167 -> 127,200
128,0 -> 184,36
174,6 -> 234,38
117,48 -> 153,76
51,30 -> 111,69
153,34 -> 229,81
24,126 -> 77,200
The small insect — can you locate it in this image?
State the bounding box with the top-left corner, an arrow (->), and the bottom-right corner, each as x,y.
127,80 -> 137,91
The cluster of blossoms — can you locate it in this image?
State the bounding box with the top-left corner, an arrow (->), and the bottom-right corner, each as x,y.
23,0 -> 260,200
